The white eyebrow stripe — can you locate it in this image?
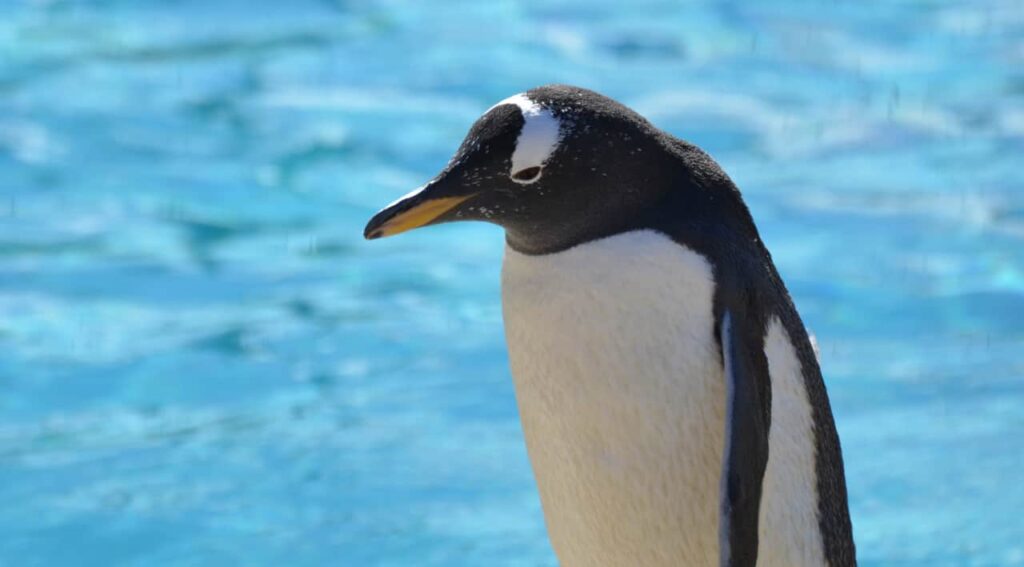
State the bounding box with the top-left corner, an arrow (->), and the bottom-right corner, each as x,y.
487,93 -> 563,178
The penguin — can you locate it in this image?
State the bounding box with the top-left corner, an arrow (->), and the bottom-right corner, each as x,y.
364,85 -> 856,567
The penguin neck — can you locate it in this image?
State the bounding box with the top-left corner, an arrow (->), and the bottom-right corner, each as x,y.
504,211 -> 646,256
504,175 -> 758,257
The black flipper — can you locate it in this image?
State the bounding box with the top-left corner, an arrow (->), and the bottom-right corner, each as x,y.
719,308 -> 772,567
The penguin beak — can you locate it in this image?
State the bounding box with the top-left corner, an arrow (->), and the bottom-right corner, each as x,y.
363,179 -> 477,240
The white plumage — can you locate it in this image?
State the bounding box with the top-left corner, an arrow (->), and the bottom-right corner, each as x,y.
758,317 -> 828,566
501,229 -> 827,566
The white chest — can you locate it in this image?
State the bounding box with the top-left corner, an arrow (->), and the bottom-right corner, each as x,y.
501,230 -> 726,566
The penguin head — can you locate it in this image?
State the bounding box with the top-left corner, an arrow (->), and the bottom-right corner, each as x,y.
364,85 -> 678,253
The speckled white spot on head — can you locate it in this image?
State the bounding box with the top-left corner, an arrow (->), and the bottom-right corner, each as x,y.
489,93 -> 563,184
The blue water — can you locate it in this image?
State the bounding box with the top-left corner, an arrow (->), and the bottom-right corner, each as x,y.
1,1 -> 1023,565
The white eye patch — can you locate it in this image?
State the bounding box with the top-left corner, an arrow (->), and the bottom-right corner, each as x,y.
489,93 -> 563,184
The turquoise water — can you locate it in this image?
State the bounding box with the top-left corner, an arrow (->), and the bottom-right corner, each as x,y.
2,1 -> 1023,565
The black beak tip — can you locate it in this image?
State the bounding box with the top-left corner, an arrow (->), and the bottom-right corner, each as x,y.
363,220 -> 384,240
363,209 -> 389,240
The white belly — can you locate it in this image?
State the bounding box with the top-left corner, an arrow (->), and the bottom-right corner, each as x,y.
501,230 -> 827,567
502,230 -> 725,566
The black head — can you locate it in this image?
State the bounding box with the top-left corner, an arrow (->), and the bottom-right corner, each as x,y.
364,84 -> 743,254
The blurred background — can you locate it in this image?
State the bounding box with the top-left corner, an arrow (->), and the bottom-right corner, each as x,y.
1,0 -> 1022,565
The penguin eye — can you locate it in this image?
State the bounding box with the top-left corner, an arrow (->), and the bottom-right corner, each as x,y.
511,166 -> 542,183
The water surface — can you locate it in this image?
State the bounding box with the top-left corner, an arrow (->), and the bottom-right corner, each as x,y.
1,1 -> 1023,565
